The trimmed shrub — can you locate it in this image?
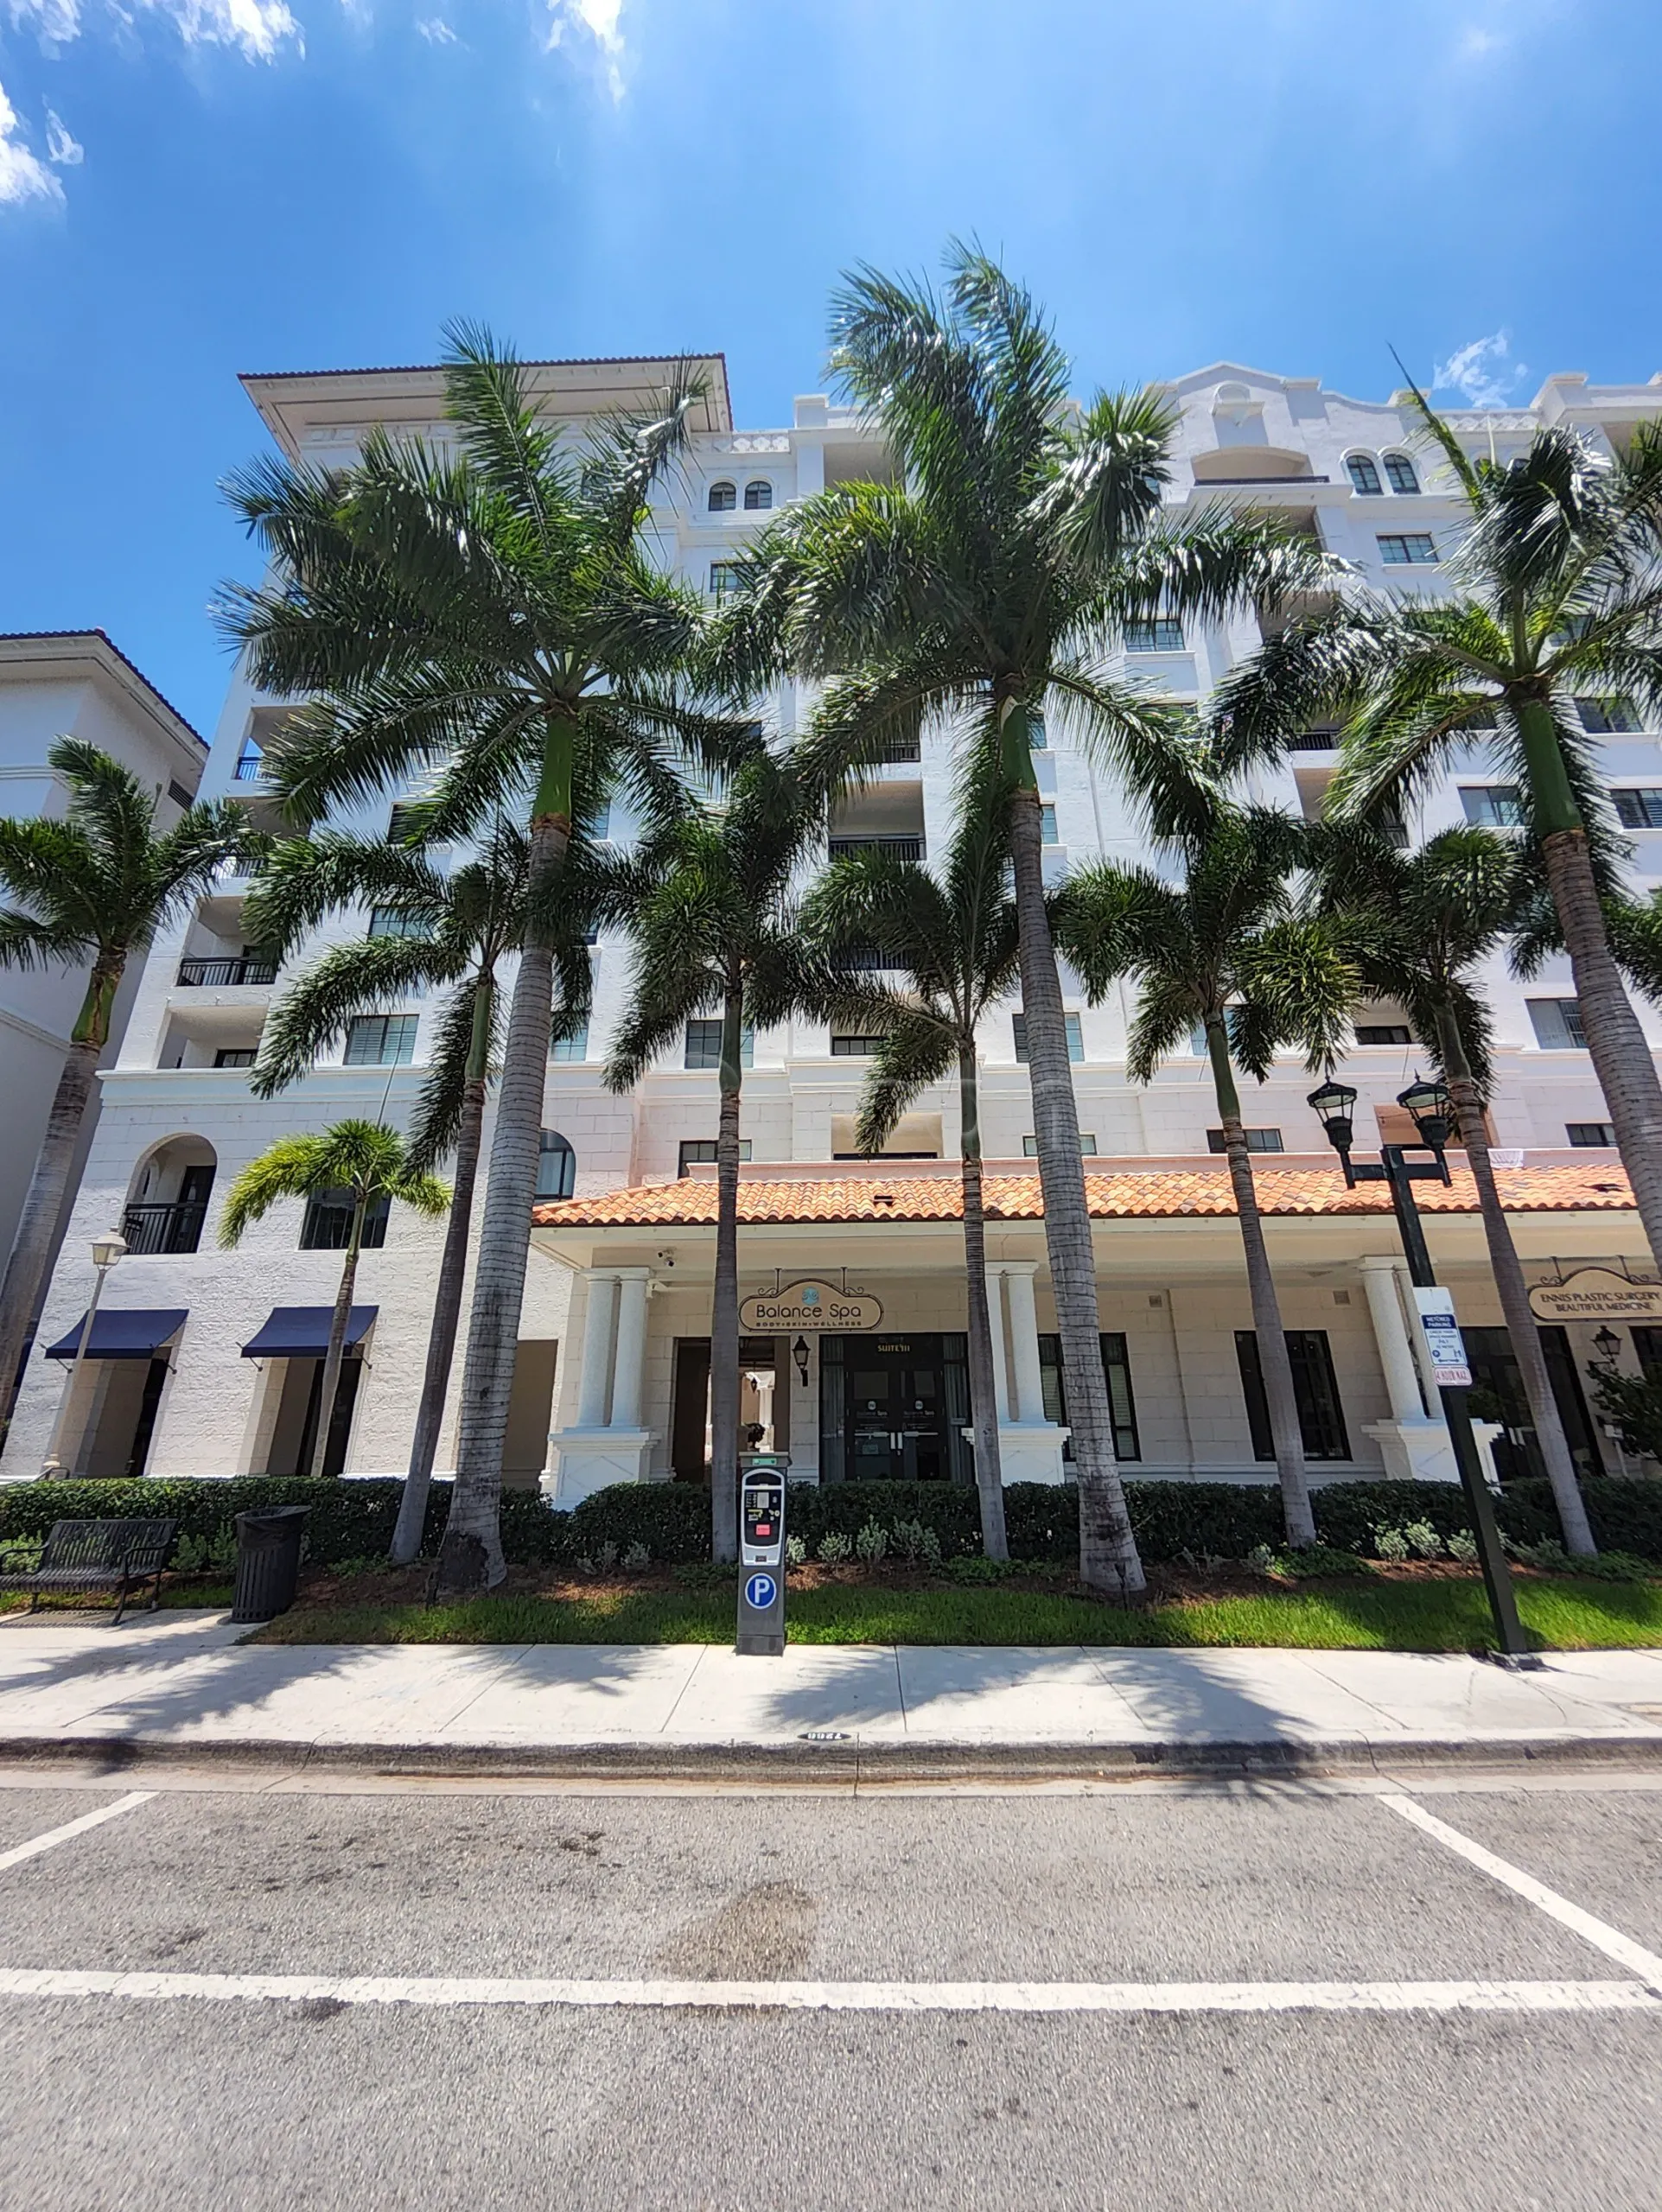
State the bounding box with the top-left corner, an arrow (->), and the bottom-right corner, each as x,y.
567,1481 -> 709,1565
1500,1477 -> 1662,1560
1313,1480 -> 1488,1554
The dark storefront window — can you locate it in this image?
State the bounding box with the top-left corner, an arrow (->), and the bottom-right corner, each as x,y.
1036,1334 -> 1141,1461
1461,1325 -> 1604,1481
1235,1331 -> 1351,1461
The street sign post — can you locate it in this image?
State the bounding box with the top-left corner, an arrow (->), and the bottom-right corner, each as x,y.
736,1452 -> 789,1656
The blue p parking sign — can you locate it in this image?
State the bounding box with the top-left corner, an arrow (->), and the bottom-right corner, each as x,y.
745,1572 -> 777,1611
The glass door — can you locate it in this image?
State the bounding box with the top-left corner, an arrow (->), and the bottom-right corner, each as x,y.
846,1357 -> 901,1478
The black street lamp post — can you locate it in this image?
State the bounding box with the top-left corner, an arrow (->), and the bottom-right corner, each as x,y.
1307,1077 -> 1534,1663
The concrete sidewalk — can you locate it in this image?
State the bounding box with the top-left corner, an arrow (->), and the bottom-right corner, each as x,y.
3,1611 -> 1662,1778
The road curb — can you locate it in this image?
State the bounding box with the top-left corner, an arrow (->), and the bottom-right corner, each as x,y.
1,1732 -> 1659,1786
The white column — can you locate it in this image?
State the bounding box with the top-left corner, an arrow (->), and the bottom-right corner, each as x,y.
608,1268 -> 652,1429
984,1268 -> 1011,1422
1360,1255 -> 1428,1422
575,1270 -> 618,1428
1004,1262 -> 1047,1426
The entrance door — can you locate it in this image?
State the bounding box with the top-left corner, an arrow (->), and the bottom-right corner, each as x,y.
1462,1325 -> 1604,1482
843,1338 -> 951,1481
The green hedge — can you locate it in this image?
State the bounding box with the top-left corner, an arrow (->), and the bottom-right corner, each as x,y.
3,1470 -> 1654,1571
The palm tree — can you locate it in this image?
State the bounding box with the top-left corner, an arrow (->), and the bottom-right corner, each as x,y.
220,324 -> 732,1592
1213,383 -> 1662,1271
1057,787 -> 1358,1548
219,1121 -> 449,1480
0,740 -> 254,1442
799,759 -> 1020,1558
1307,821 -> 1597,1555
713,246 -> 1329,1597
602,751 -> 847,1561
241,818 -> 595,1561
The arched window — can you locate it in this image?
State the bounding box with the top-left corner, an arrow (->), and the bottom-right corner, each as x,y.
743,480 -> 773,511
1346,454 -> 1384,496
124,1136 -> 217,1255
708,480 -> 736,512
535,1130 -> 576,1200
1383,451 -> 1419,494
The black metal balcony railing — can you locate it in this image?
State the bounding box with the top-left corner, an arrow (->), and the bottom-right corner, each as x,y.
232,748 -> 265,781
873,736 -> 922,763
121,1202 -> 207,1256
176,956 -> 278,988
831,944 -> 901,972
827,835 -> 925,862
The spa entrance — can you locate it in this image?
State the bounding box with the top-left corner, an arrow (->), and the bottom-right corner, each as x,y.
820,1332 -> 971,1484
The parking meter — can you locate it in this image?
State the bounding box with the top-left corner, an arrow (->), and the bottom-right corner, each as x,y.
736,1452 -> 789,1656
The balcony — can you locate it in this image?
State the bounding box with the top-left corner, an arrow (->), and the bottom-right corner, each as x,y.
176,956 -> 277,988
121,1201 -> 207,1256
827,836 -> 924,862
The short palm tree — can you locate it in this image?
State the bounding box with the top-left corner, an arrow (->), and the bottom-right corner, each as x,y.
242,818 -> 595,1561
715,246 -> 1330,1597
219,1121 -> 449,1481
1307,821 -> 1597,1554
1057,785 -> 1358,1548
1213,384 -> 1662,1270
0,740 -> 254,1441
799,760 -> 1020,1559
602,751 -> 846,1561
220,324 -> 731,1592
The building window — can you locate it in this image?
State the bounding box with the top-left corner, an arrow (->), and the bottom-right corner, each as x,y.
214,1048 -> 256,1070
1028,711 -> 1047,750
1576,696 -> 1641,734
1236,1330 -> 1350,1461
678,1138 -> 753,1175
1013,1012 -> 1084,1063
1040,804 -> 1060,845
1614,789 -> 1662,829
1038,1333 -> 1141,1461
1354,1023 -> 1411,1046
1024,1134 -> 1098,1156
1346,454 -> 1384,496
1207,1128 -> 1284,1153
684,1019 -> 753,1070
300,1186 -> 391,1251
830,1030 -> 889,1057
549,1015 -> 589,1063
1378,532 -> 1438,566
1528,999 -> 1587,1049
709,563 -> 741,600
708,480 -> 736,512
1383,451 -> 1419,494
343,1014 -> 417,1065
534,1130 -> 576,1200
1124,617 -> 1184,652
1460,785 -> 1525,827
742,480 -> 773,511
387,803 -> 427,844
1567,1122 -> 1616,1147
367,906 -> 432,939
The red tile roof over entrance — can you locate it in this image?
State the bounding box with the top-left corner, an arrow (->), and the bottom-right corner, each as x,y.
532,1162 -> 1636,1230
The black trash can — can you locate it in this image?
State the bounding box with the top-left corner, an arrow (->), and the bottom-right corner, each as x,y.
231,1506 -> 310,1623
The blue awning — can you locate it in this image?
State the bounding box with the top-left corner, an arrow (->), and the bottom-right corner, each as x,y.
45,1309 -> 188,1362
240,1306 -> 379,1360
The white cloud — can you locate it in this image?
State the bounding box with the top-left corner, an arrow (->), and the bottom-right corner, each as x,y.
44,105 -> 83,162
10,0 -> 297,60
1434,331 -> 1528,409
546,0 -> 623,99
8,0 -> 83,48
417,14 -> 455,39
0,77 -> 62,204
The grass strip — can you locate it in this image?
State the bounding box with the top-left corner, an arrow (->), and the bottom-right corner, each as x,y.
248,1576 -> 1662,1651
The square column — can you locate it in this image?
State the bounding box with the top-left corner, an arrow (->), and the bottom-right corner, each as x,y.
981,1260 -> 1068,1485
550,1266 -> 658,1503
1358,1255 -> 1459,1484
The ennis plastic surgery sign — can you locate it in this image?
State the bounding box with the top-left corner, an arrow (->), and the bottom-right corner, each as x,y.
739,1281 -> 884,1332
1528,1268 -> 1662,1323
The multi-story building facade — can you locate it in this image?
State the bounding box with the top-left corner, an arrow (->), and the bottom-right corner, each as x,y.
0,632 -> 207,1424
7,357 -> 1660,1497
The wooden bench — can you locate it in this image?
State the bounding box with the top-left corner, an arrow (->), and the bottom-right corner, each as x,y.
0,1519 -> 178,1624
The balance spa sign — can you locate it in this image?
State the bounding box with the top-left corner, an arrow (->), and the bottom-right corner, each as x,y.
738,1280 -> 883,1332
1527,1268 -> 1662,1323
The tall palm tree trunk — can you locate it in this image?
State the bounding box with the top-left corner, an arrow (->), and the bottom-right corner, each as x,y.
0,988 -> 111,1443
391,1046 -> 490,1565
1207,1020 -> 1315,1547
709,977 -> 746,1565
1435,1009 -> 1596,1556
436,750 -> 571,1595
1001,704 -> 1144,1599
309,1192 -> 366,1480
958,1046 -> 1008,1560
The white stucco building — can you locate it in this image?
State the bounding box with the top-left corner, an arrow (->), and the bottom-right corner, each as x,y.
8,356 -> 1662,1498
0,632 -> 207,1425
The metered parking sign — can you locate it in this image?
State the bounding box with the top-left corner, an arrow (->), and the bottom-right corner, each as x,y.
1414,1287 -> 1473,1388
745,1572 -> 777,1611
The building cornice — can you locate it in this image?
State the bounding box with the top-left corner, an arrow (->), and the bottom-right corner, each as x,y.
0,631 -> 207,772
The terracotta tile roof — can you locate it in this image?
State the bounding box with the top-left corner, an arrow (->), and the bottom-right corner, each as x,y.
532,1162 -> 1637,1230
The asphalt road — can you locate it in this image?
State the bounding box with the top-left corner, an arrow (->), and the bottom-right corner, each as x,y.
1,1769 -> 1659,2209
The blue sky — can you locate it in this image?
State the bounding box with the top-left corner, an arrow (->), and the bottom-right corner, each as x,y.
0,0 -> 1655,735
